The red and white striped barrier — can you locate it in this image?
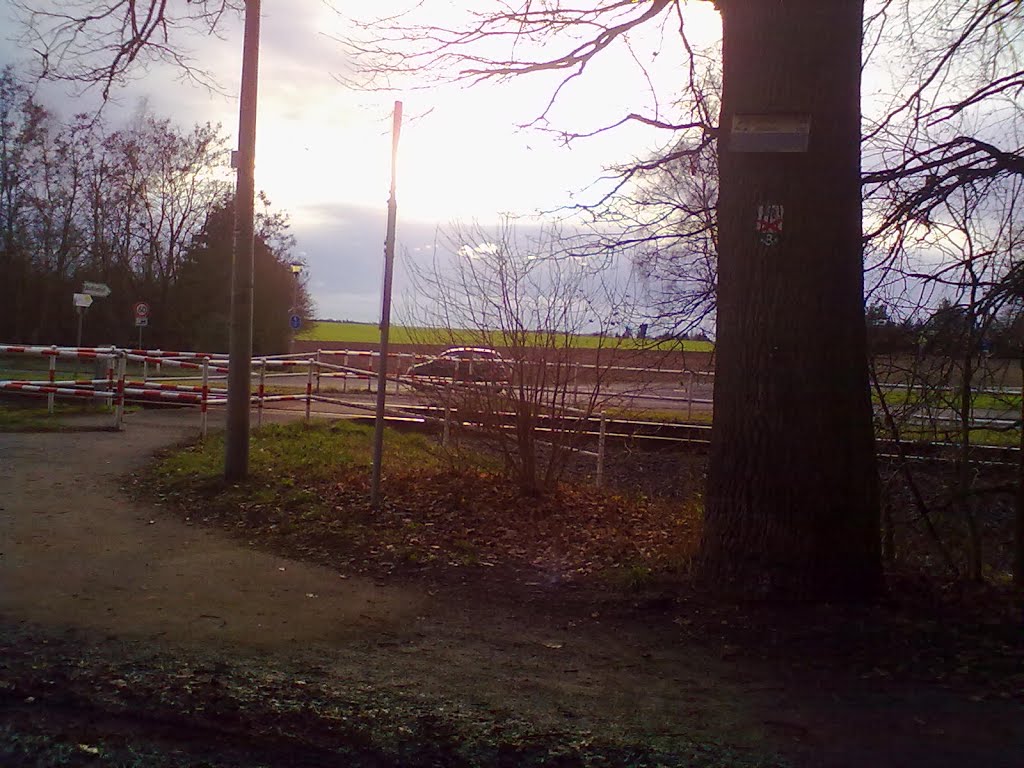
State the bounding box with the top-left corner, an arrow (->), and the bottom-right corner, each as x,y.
1,343 -> 422,434
0,344 -> 117,360
258,394 -> 310,403
125,353 -> 230,374
122,387 -> 204,403
0,381 -> 115,399
126,379 -> 228,395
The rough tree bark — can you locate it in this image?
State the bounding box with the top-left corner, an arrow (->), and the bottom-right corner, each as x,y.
699,0 -> 882,600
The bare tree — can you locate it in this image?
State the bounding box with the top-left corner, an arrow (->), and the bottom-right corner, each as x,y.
12,0 -> 242,98
404,218 -> 640,496
337,1 -> 883,599
870,173 -> 1024,580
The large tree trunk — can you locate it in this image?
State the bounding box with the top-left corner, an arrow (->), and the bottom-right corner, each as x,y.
699,0 -> 882,600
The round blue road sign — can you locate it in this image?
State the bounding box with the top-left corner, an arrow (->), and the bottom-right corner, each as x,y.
289,314 -> 301,330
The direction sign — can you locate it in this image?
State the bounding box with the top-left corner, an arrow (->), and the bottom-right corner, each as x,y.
82,281 -> 111,298
73,293 -> 93,308
133,301 -> 151,319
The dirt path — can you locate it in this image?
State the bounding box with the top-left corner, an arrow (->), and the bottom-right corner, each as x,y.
0,410 -> 424,649
2,409 -> 1023,767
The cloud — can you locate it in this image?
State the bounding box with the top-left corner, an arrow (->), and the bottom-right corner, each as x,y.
291,201 -> 451,321
0,0 -> 670,328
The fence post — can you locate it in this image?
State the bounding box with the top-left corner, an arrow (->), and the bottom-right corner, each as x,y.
367,352 -> 374,393
315,350 -> 322,394
687,370 -> 695,421
394,353 -> 403,394
342,352 -> 349,393
114,353 -> 126,430
306,358 -> 314,423
105,355 -> 115,408
257,358 -> 266,428
47,350 -> 56,414
442,401 -> 451,447
596,410 -> 607,487
200,358 -> 210,439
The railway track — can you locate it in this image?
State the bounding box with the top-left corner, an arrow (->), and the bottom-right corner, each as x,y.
387,405 -> 1020,466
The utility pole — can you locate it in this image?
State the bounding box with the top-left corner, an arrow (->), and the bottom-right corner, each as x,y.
370,101 -> 404,508
225,0 -> 261,483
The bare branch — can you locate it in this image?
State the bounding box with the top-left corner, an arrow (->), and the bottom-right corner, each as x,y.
12,1 -> 242,99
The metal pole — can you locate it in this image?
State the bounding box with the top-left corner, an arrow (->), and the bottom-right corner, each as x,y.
201,359 -> 210,439
76,307 -> 83,349
105,355 -> 114,408
1016,350 -> 1024,588
596,410 -> 607,487
687,370 -> 694,421
371,101 -> 403,508
257,358 -> 266,428
306,357 -> 314,423
225,0 -> 261,483
47,352 -> 56,414
114,353 -> 126,430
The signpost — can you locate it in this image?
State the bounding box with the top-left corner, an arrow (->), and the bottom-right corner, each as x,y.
72,293 -> 93,350
133,301 -> 151,349
74,283 -> 109,350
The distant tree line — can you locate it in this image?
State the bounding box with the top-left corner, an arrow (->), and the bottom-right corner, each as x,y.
867,299 -> 1024,358
0,66 -> 310,353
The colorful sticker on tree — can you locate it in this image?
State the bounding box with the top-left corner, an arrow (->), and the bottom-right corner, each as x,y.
756,204 -> 784,246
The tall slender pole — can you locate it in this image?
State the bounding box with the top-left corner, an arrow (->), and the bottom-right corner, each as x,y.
225,0 -> 261,483
370,101 -> 404,508
1015,350 -> 1023,588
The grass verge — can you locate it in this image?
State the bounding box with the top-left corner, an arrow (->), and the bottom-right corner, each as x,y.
143,420 -> 701,583
0,401 -> 117,431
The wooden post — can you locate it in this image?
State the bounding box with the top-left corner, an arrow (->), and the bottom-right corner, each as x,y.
371,101 -> 403,508
224,0 -> 262,482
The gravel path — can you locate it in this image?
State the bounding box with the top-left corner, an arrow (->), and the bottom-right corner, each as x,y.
0,409 -> 425,649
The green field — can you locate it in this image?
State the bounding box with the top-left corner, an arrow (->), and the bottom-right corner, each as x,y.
299,320 -> 714,352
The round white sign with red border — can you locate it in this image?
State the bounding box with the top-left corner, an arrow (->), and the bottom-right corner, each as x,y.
133,301 -> 151,319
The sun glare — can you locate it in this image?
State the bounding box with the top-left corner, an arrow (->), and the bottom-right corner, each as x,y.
248,0 -> 723,225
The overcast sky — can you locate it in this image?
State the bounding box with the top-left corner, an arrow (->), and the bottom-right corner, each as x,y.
0,1 -> 722,323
